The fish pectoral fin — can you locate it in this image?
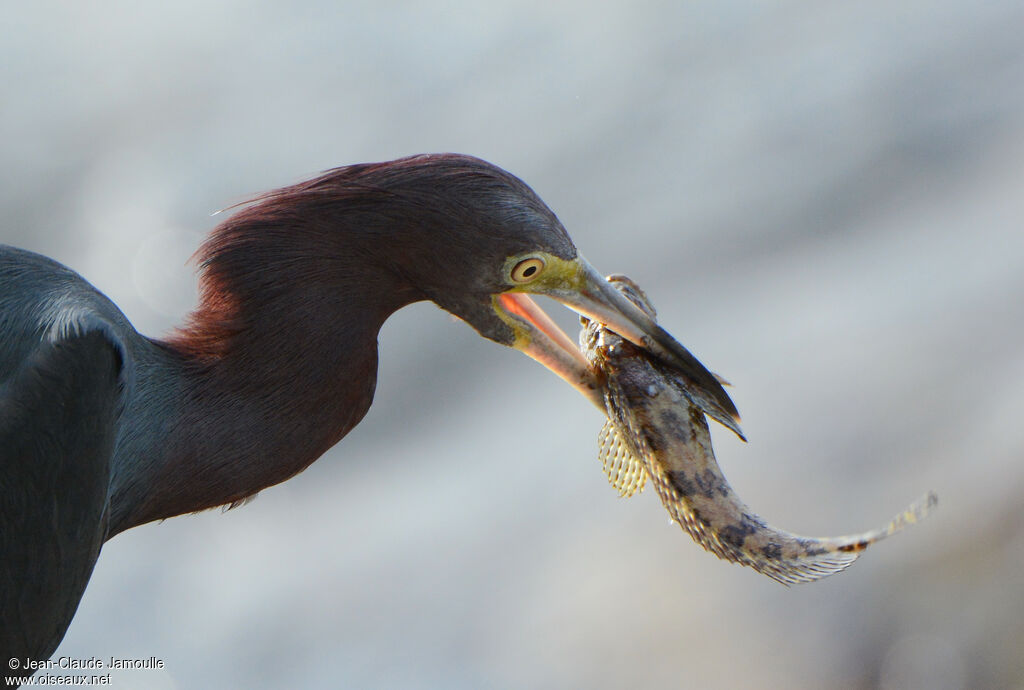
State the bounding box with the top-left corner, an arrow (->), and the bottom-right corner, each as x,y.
598,420 -> 648,497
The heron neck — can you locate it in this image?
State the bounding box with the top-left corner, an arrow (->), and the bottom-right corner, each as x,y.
106,248 -> 419,536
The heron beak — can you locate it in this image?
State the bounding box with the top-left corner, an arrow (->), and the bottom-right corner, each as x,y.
494,291 -> 606,410
494,255 -> 742,434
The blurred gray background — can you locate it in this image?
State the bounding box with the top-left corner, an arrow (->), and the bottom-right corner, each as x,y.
4,2 -> 1023,688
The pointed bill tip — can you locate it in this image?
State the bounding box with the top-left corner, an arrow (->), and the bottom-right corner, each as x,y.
545,259 -> 743,436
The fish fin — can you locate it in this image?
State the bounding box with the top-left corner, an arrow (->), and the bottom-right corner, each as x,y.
598,420 -> 647,497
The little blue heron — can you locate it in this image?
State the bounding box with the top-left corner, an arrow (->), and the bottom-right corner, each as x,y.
0,154 -> 738,677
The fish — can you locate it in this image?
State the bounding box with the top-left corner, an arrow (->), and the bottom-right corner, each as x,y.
580,275 -> 937,585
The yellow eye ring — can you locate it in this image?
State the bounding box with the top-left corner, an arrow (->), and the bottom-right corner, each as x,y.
510,257 -> 545,283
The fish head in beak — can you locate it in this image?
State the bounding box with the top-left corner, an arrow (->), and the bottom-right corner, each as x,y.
491,253 -> 743,436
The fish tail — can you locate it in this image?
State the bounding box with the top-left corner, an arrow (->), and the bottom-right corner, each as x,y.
749,491 -> 939,585
824,490 -> 939,554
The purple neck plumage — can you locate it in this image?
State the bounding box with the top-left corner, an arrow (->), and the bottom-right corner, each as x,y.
106,180 -> 422,535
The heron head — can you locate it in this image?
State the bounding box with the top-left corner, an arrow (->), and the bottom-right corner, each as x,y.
376,154 -> 739,428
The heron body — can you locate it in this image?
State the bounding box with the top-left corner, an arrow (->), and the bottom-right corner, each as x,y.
0,154 -> 738,680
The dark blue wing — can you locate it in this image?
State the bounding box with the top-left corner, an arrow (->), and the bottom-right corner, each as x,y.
1,330 -> 123,675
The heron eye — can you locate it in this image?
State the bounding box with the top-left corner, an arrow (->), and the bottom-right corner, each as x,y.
510,257 -> 545,283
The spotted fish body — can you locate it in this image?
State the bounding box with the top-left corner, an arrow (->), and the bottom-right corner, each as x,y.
582,275 -> 937,585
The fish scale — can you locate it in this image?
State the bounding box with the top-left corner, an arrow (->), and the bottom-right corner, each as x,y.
581,275 -> 937,585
